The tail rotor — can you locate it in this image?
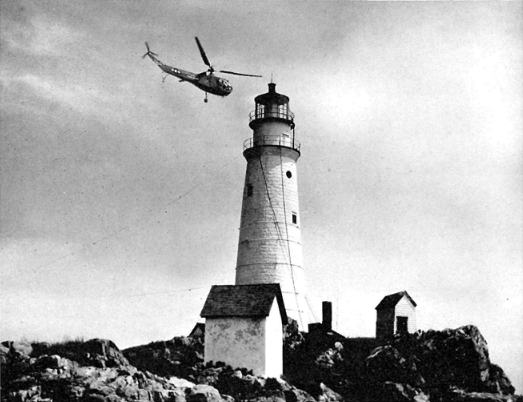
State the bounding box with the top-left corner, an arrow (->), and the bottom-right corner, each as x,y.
142,42 -> 158,59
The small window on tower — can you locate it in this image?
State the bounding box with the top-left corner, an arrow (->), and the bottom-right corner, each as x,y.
247,184 -> 253,197
286,171 -> 292,179
292,213 -> 297,224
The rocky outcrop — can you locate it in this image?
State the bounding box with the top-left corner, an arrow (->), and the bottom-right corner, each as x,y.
1,338 -> 320,402
0,338 -> 217,402
122,328 -> 331,402
2,326 -> 521,402
365,326 -> 516,398
124,337 -> 204,382
363,325 -> 519,401
126,350 -> 326,402
282,325 -> 520,402
191,363 -> 335,402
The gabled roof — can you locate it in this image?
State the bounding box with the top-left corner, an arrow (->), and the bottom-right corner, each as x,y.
200,284 -> 287,325
188,322 -> 205,337
375,290 -> 417,310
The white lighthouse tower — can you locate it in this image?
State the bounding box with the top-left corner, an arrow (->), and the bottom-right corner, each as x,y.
235,83 -> 308,330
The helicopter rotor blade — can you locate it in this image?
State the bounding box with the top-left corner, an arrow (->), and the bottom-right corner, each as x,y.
195,37 -> 212,69
219,70 -> 262,78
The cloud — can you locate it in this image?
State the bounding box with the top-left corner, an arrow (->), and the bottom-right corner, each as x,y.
2,13 -> 82,56
1,73 -> 111,117
29,16 -> 82,55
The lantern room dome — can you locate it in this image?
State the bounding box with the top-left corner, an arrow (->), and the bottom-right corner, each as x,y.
254,83 -> 289,105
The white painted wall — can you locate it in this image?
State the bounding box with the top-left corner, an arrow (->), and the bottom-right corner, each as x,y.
235,145 -> 308,329
205,316 -> 266,375
395,295 -> 417,333
204,301 -> 283,377
264,299 -> 283,378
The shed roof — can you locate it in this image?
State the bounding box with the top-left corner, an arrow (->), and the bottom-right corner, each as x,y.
188,322 -> 205,337
200,284 -> 287,324
375,291 -> 417,310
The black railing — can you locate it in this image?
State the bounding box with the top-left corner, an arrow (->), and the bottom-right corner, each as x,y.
249,109 -> 295,123
243,135 -> 301,152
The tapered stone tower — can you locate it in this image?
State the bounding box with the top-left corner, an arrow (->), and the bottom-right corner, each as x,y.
235,83 -> 308,330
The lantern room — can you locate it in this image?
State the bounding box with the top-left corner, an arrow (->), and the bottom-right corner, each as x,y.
249,83 -> 295,129
245,83 -> 299,153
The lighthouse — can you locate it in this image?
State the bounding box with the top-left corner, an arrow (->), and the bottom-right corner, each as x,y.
235,83 -> 308,330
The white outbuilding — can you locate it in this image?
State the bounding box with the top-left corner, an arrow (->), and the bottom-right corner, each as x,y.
200,284 -> 287,378
375,290 -> 417,339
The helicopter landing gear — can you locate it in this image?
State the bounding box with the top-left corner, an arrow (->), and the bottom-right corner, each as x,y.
204,92 -> 208,103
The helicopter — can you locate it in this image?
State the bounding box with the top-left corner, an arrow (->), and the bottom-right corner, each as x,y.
142,37 -> 262,102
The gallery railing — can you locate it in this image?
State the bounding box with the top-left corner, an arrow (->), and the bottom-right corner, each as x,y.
243,135 -> 301,152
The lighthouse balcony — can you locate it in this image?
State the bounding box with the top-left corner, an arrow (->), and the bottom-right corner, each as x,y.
243,135 -> 301,152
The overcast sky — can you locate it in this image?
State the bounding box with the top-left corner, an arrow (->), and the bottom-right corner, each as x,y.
1,0 -> 521,392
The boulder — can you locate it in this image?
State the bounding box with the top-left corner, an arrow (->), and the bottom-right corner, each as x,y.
1,341 -> 33,359
283,388 -> 316,402
168,377 -> 196,389
106,395 -> 126,402
320,383 -> 343,402
82,339 -> 130,368
366,345 -> 424,386
1,343 -> 10,364
123,336 -> 204,380
447,388 -> 521,401
439,326 -> 490,388
484,364 -> 515,395
6,384 -> 41,402
297,382 -> 343,402
377,382 -> 429,402
186,384 -> 223,402
84,395 -> 109,402
34,354 -> 75,371
265,377 -> 291,392
72,365 -> 98,379
117,384 -> 139,399
88,379 -> 117,396
380,325 -> 515,395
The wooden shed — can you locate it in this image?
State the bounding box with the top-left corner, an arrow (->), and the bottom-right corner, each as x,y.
200,284 -> 287,378
375,291 -> 417,339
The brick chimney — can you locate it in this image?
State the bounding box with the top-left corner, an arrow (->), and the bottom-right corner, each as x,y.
322,301 -> 332,330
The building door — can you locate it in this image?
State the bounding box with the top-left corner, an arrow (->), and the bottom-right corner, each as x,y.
396,316 -> 408,334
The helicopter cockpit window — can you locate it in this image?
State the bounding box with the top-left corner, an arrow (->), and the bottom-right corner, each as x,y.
219,79 -> 231,90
